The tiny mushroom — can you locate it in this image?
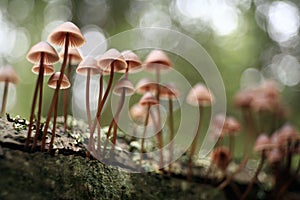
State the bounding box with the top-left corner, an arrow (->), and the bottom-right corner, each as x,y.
186,83 -> 214,180
25,41 -> 59,149
159,82 -> 180,175
47,72 -> 71,152
0,65 -> 19,116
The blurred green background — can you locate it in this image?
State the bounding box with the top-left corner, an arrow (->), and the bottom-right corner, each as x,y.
0,0 -> 300,129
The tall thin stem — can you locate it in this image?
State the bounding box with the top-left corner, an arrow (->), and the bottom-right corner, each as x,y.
41,33 -> 69,151
63,55 -> 72,131
96,74 -> 103,155
32,55 -> 45,149
86,69 -> 94,154
168,97 -> 174,175
25,52 -> 44,149
187,105 -> 203,181
0,81 -> 9,116
48,91 -> 58,152
155,68 -> 164,169
140,104 -> 151,169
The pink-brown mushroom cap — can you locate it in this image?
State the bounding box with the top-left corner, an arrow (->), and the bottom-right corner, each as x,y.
26,41 -> 59,65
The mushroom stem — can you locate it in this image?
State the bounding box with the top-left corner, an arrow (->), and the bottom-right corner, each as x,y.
241,150 -> 266,200
48,92 -> 58,152
276,155 -> 300,199
0,81 -> 9,116
86,69 -> 94,154
140,104 -> 151,169
187,105 -> 203,181
102,88 -> 126,157
90,63 -> 115,150
32,54 -> 45,149
96,74 -> 103,155
229,135 -> 235,156
26,52 -> 44,149
168,97 -> 174,176
41,33 -> 69,151
155,68 -> 164,169
63,56 -> 72,131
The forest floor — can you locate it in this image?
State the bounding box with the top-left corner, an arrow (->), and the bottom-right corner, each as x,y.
0,115 -> 299,200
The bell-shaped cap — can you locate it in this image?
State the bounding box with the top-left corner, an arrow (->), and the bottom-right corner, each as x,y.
31,64 -> 55,75
144,50 -> 172,72
48,22 -> 85,48
159,83 -> 180,100
26,41 -> 59,65
139,92 -> 158,106
59,48 -> 83,65
76,56 -> 100,75
0,65 -> 19,84
119,50 -> 142,73
48,72 -> 71,89
186,83 -> 214,106
254,134 -> 274,152
113,78 -> 135,96
97,48 -> 127,72
277,124 -> 299,146
135,78 -> 158,94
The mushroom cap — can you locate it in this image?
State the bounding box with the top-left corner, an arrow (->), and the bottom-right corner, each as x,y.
48,72 -> 71,89
234,89 -> 255,108
130,103 -> 147,123
119,50 -> 142,73
135,78 -> 158,94
254,134 -> 274,152
276,124 -> 299,146
139,92 -> 159,106
0,65 -> 19,84
76,56 -> 100,75
31,64 -> 55,75
225,116 -> 241,133
211,146 -> 232,171
144,50 -> 172,72
26,41 -> 59,65
113,78 -> 135,96
97,48 -> 127,72
59,48 -> 83,65
48,22 -> 85,47
186,83 -> 214,106
159,82 -> 180,100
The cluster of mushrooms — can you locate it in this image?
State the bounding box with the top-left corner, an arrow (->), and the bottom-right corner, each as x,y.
209,81 -> 300,199
0,21 -> 299,198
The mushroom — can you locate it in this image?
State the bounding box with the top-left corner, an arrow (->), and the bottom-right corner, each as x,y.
139,92 -> 159,168
46,72 -> 71,152
103,50 -> 141,153
144,49 -> 172,168
89,48 -> 127,156
0,65 -> 19,116
241,134 -> 273,200
186,83 -> 214,180
41,22 -> 85,151
59,48 -> 83,130
76,56 -> 101,155
159,82 -> 180,175
25,41 -> 59,149
102,77 -> 135,157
